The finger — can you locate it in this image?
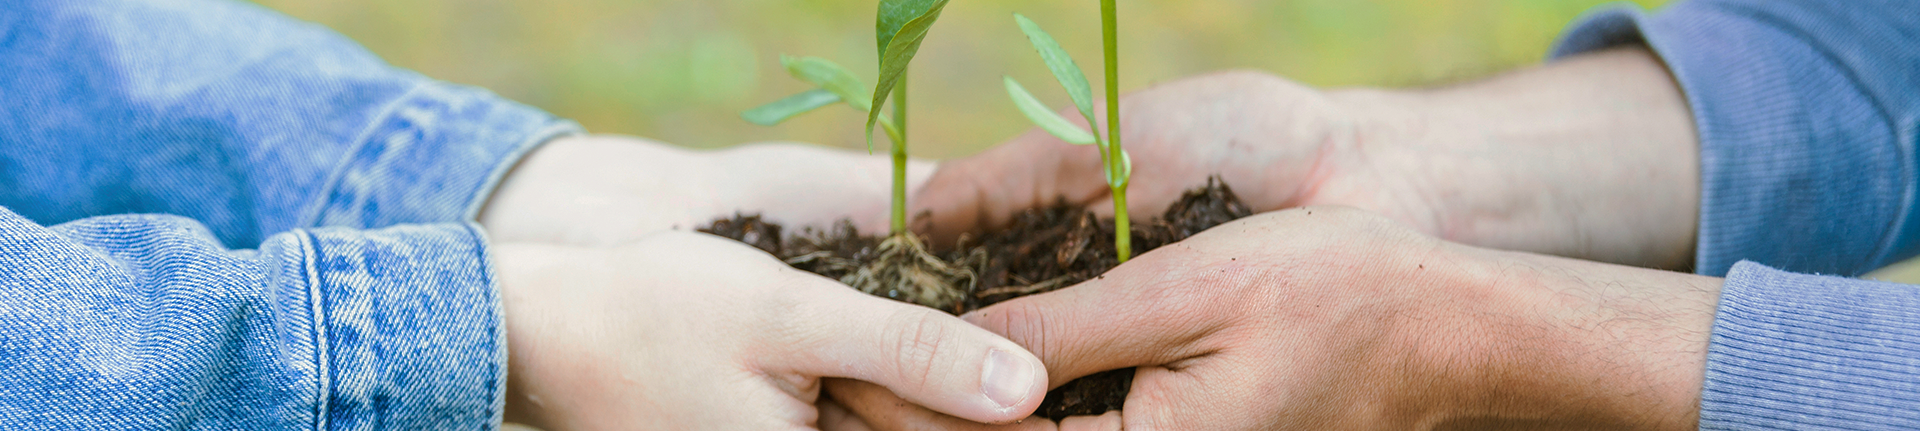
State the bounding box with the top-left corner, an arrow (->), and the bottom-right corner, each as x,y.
911,126 -> 1110,244
826,379 -> 1057,431
816,396 -> 875,431
961,250 -> 1236,386
763,279 -> 1051,424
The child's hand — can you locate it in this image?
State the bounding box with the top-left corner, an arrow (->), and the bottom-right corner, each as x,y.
493,232 -> 1047,429
479,135 -> 934,246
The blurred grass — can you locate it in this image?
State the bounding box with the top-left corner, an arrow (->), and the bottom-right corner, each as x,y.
253,0 -> 1920,284
247,0 -> 1668,159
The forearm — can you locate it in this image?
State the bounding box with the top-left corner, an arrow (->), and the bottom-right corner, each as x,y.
1448,253 -> 1920,430
1437,246 -> 1719,430
1328,46 -> 1700,270
1549,0 -> 1920,277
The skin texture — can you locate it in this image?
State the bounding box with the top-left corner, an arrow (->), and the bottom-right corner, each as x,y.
839,47 -> 1713,429
479,136 -> 1050,429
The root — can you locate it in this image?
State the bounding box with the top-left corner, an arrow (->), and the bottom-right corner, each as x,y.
975,276 -> 1071,298
840,234 -> 975,312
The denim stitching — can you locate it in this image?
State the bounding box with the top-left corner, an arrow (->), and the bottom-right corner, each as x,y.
465,222 -> 506,430
300,229 -> 331,431
297,81 -> 431,230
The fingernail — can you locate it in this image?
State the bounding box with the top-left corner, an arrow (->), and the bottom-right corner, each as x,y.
982,348 -> 1036,409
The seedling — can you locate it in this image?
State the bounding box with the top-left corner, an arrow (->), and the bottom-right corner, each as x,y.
740,0 -> 972,311
1002,4 -> 1135,262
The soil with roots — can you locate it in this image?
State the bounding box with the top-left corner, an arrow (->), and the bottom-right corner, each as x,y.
702,178 -> 1252,421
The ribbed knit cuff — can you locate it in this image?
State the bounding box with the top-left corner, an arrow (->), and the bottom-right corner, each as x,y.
1549,3 -> 1908,277
1702,261 -> 1920,429
290,222 -> 507,430
312,80 -> 583,229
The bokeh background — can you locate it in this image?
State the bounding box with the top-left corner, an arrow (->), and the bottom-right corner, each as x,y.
247,0 -> 1670,159
237,0 -> 1920,283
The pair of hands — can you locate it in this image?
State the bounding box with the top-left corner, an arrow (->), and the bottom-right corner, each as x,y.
832,47 -> 1717,430
480,46 -> 1718,429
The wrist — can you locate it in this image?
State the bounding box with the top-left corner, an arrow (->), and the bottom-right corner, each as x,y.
1325,47 -> 1700,270
494,244 -> 578,429
1436,248 -> 1716,429
477,135 -> 727,245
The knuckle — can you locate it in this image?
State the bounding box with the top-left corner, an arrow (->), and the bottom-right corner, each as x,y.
883,308 -> 955,393
989,301 -> 1053,364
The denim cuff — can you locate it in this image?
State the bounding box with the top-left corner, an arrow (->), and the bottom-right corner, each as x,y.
278,222 -> 506,430
1549,3 -> 1909,277
308,80 -> 583,229
1702,261 -> 1920,429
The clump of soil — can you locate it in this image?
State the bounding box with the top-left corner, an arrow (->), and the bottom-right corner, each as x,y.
701,178 -> 1253,420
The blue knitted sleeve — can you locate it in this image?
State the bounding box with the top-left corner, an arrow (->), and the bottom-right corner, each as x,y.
1551,0 -> 1920,278
1552,1 -> 1920,428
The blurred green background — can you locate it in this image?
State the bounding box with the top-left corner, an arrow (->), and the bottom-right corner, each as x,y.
240,0 -> 1920,282
247,0 -> 1669,159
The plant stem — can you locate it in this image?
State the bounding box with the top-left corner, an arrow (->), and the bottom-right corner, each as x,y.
1101,0 -> 1130,262
1112,185 -> 1131,261
890,74 -> 909,235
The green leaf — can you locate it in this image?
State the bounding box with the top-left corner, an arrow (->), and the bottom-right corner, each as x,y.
1004,76 -> 1095,145
741,89 -> 841,126
865,0 -> 951,152
1014,14 -> 1100,136
782,55 -> 871,112
877,0 -> 947,54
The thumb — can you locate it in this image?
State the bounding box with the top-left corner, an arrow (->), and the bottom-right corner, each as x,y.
765,279 -> 1050,424
961,253 -> 1229,387
912,127 -> 1110,245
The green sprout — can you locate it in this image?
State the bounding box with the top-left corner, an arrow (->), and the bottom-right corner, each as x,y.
741,0 -> 972,311
1002,5 -> 1135,262
741,0 -> 952,237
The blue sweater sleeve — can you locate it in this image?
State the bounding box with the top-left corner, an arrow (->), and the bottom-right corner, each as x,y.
0,0 -> 582,250
0,208 -> 506,430
1549,0 -> 1920,278
1705,262 -> 1920,429
1550,2 -> 1920,428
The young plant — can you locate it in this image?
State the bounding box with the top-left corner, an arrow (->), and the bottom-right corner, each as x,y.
1002,6 -> 1135,262
740,0 -> 972,311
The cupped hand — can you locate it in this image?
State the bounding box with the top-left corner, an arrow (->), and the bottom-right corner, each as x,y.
492,232 -> 1047,430
911,70 -> 1383,242
917,47 -> 1700,270
481,134 -> 933,246
842,206 -> 1722,430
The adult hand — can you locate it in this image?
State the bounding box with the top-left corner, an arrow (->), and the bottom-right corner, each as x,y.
493,231 -> 1048,429
850,206 -> 1723,430
915,47 -> 1700,270
480,134 -> 933,246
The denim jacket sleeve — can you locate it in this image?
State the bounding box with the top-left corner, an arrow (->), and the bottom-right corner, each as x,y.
0,0 -> 583,249
0,0 -> 582,428
1551,1 -> 1920,428
0,209 -> 507,430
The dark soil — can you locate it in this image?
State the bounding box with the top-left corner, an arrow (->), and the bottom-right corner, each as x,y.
701,178 -> 1253,421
